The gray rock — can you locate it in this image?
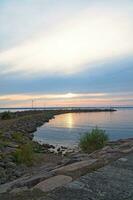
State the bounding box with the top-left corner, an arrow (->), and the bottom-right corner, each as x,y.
0,179 -> 19,193
10,186 -> 28,194
6,161 -> 16,169
34,175 -> 72,192
0,170 -> 55,193
46,153 -> 133,200
118,157 -> 128,162
14,170 -> 24,178
53,159 -> 97,178
3,132 -> 12,140
3,147 -> 16,154
7,143 -> 19,148
14,171 -> 55,188
0,167 -> 6,184
119,147 -> 133,153
0,162 -> 5,168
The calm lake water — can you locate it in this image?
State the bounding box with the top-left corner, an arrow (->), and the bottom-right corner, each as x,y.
33,108 -> 133,147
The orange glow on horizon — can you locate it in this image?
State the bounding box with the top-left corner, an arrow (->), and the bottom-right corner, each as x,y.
1,98 -> 133,108
0,92 -> 133,108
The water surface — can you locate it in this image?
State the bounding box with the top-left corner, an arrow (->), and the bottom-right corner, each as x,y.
34,108 -> 133,147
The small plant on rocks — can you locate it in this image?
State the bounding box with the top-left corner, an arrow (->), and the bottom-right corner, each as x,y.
13,143 -> 34,166
79,128 -> 109,153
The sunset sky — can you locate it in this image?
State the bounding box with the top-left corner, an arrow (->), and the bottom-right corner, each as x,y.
0,0 -> 133,107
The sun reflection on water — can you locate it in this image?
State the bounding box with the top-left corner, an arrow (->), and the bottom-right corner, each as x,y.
66,113 -> 74,128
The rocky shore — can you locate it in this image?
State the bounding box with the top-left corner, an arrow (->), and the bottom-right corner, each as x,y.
0,108 -> 123,186
0,108 -> 133,199
0,138 -> 133,197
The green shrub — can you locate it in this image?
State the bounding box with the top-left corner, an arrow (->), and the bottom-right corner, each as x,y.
1,111 -> 12,120
13,143 -> 34,166
79,128 -> 109,153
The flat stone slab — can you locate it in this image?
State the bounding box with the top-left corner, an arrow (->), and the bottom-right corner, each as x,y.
120,146 -> 133,153
0,182 -> 14,194
53,159 -> 97,174
0,171 -> 55,194
34,175 -> 72,192
46,153 -> 133,200
0,154 -> 133,199
15,171 -> 55,188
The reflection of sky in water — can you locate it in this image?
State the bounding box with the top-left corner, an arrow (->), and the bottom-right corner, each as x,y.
34,108 -> 133,147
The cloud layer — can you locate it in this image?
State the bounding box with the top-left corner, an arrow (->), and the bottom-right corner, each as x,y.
0,0 -> 133,107
0,0 -> 133,76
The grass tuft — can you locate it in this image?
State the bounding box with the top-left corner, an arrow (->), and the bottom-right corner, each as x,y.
79,127 -> 109,153
13,143 -> 34,166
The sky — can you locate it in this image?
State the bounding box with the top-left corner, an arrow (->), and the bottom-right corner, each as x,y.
0,0 -> 133,107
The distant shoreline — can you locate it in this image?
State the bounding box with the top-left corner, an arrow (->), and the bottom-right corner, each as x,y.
0,107 -> 117,112
0,106 -> 133,110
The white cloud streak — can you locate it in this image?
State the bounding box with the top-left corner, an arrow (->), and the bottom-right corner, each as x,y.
0,92 -> 106,102
0,1 -> 133,76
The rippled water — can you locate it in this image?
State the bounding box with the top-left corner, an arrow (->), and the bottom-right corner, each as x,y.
34,108 -> 133,147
